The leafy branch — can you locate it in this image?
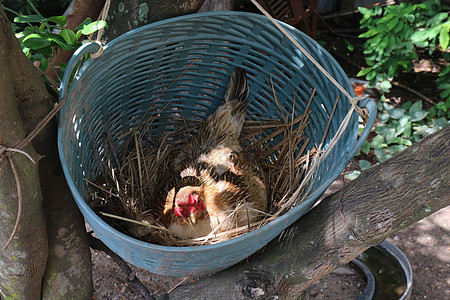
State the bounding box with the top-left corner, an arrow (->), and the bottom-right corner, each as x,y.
5,4 -> 106,83
357,0 -> 449,98
349,1 -> 450,172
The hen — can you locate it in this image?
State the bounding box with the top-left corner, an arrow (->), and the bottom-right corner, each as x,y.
160,68 -> 267,239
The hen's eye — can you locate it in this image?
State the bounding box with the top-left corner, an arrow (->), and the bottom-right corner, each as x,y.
229,152 -> 238,163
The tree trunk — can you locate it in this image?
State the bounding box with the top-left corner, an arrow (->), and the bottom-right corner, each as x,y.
103,0 -> 207,41
39,142 -> 94,298
199,0 -> 234,11
167,125 -> 450,299
0,5 -> 93,298
0,9 -> 47,299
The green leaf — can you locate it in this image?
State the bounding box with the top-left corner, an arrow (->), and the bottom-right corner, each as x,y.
363,48 -> 374,55
400,139 -> 412,146
75,30 -> 83,41
48,16 -> 67,26
369,34 -> 383,47
344,39 -> 354,51
75,18 -> 92,30
374,147 -> 391,162
387,137 -> 412,146
439,27 -> 449,50
39,57 -> 48,71
401,101 -> 412,110
415,41 -> 429,48
410,110 -> 429,121
359,28 -> 380,38
379,113 -> 390,123
14,15 -> 45,23
370,134 -> 386,148
387,108 -> 404,119
435,102 -> 447,112
358,7 -> 373,16
41,33 -> 72,50
411,30 -> 428,43
387,62 -> 399,77
384,128 -> 397,141
38,22 -> 46,31
387,137 -> 402,144
438,82 -> 450,89
387,17 -> 399,31
404,121 -> 412,138
393,20 -> 404,33
11,22 -> 19,33
41,46 -> 53,58
374,6 -> 382,16
398,115 -> 411,128
22,33 -> 51,49
380,80 -> 392,91
60,29 -> 77,45
359,160 -> 372,170
361,141 -> 371,154
374,125 -> 388,135
405,14 -> 415,23
366,70 -> 377,81
357,67 -> 372,77
345,171 -> 361,181
433,117 -> 449,129
378,37 -> 390,50
409,101 -> 422,113
392,144 -> 409,153
383,102 -> 394,110
22,47 -> 30,57
80,20 -> 106,35
428,12 -> 449,26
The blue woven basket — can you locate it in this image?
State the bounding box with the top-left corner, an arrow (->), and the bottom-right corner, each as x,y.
58,11 -> 376,277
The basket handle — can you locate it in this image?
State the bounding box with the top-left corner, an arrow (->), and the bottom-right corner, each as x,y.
58,42 -> 102,102
345,98 -> 377,161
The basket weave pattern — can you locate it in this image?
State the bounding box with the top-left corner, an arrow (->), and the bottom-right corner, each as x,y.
59,12 -> 366,276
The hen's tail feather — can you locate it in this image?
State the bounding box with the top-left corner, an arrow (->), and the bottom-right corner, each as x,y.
199,67 -> 249,142
224,67 -> 249,116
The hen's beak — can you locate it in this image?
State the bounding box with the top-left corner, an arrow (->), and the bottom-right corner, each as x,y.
189,212 -> 197,224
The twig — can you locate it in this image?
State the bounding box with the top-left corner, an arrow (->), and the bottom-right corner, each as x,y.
391,81 -> 437,106
3,157 -> 23,250
316,12 -> 360,40
99,212 -> 172,232
88,233 -> 155,300
37,67 -> 60,90
167,277 -> 190,294
322,1 -> 395,19
319,95 -> 340,148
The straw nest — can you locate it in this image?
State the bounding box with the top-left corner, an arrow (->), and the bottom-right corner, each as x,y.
88,87 -> 340,247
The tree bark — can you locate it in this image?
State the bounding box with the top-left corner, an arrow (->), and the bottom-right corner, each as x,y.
0,5 -> 93,298
199,0 -> 234,11
167,125 -> 449,299
0,9 -> 47,299
39,141 -> 94,298
103,0 -> 206,42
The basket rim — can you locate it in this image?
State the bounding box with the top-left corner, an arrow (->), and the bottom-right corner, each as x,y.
103,11 -> 316,50
59,11 -> 358,252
